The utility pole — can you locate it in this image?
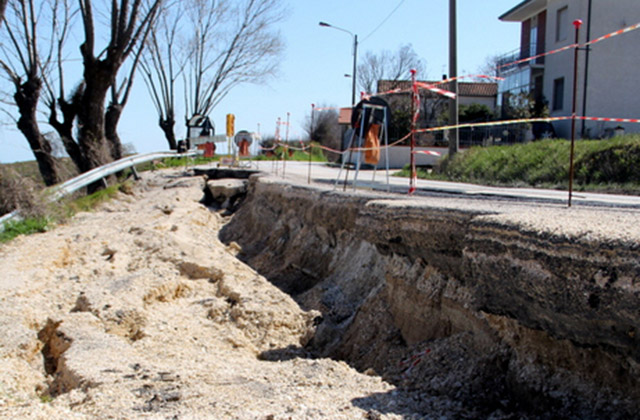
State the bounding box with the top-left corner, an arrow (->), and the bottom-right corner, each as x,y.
448,0 -> 459,156
352,34 -> 358,106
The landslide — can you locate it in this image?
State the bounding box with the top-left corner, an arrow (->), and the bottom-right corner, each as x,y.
220,173 -> 640,419
0,169 -> 410,420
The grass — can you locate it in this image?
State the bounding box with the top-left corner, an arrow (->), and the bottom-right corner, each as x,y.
64,183 -> 126,214
396,135 -> 640,194
0,217 -> 50,243
253,143 -> 328,162
133,155 -> 221,172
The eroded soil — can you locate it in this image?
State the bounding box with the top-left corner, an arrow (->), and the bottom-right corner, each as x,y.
0,169 -> 408,419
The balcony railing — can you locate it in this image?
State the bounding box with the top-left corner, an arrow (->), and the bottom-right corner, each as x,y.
496,43 -> 544,75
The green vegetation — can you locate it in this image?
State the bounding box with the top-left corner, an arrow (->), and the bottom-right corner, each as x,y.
64,183 -> 127,214
39,394 -> 54,404
397,135 -> 640,193
0,217 -> 50,243
254,143 -> 327,162
134,155 -> 221,172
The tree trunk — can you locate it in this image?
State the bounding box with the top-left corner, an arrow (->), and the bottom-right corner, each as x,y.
159,117 -> 177,150
105,103 -> 124,161
48,99 -> 87,173
15,78 -> 60,186
0,0 -> 6,26
77,62 -> 113,172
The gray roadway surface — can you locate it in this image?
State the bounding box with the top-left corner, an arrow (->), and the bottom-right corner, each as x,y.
241,160 -> 640,209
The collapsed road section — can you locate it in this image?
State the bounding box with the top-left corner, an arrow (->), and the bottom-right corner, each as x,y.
218,170 -> 640,419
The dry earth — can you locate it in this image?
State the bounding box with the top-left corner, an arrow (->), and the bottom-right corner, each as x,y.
0,169 -> 409,419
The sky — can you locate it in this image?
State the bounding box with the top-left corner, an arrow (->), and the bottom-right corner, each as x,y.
0,0 -> 522,163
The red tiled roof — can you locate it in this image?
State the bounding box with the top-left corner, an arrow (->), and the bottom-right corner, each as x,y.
377,80 -> 497,97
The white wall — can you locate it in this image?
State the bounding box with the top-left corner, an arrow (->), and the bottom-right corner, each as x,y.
544,0 -> 640,138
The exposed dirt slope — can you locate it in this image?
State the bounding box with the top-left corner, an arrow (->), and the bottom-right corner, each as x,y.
0,169 -> 410,419
221,174 -> 640,419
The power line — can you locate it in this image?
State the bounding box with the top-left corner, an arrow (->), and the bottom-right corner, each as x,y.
361,0 -> 407,44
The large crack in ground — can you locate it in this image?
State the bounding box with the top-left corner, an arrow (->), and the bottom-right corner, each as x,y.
1,168 -> 638,419
214,169 -> 640,420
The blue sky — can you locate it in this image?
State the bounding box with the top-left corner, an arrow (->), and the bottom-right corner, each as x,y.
0,0 -> 521,163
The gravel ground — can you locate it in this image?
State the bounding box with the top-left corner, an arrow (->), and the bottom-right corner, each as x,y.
0,169 -> 412,420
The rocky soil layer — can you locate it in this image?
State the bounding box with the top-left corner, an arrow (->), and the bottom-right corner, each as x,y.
220,173 -> 640,419
0,169 -> 417,419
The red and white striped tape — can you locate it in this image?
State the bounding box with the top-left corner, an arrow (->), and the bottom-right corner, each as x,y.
497,44 -> 577,70
354,22 -> 640,114
414,116 -> 570,133
413,115 -> 639,134
496,21 -> 640,71
415,82 -> 456,99
431,74 -> 505,86
413,150 -> 442,156
577,116 -> 640,124
585,21 -> 640,47
259,114 -> 638,156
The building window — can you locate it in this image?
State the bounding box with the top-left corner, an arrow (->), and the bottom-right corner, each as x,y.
530,15 -> 538,56
556,6 -> 568,42
553,77 -> 565,111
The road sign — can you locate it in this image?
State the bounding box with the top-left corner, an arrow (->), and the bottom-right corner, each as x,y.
226,114 -> 235,137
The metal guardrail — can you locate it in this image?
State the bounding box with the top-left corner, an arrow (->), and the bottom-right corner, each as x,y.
0,210 -> 20,228
0,150 -> 201,231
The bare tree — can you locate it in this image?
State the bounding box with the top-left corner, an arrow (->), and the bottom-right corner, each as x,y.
40,0 -> 87,173
0,0 -> 7,26
105,26 -> 153,161
0,0 -> 61,185
477,54 -> 501,81
357,44 -> 426,95
304,106 -> 339,161
140,4 -> 189,150
76,0 -> 162,172
183,0 -> 285,121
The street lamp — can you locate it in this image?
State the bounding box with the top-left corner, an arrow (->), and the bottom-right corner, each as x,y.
319,21 -> 358,106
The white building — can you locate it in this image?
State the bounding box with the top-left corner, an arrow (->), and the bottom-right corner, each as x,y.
498,0 -> 640,138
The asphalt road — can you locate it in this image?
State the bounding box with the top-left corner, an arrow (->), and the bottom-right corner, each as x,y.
246,160 -> 640,209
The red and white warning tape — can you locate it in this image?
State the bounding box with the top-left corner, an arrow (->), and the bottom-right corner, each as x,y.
415,82 -> 456,99
577,116 -> 640,124
399,347 -> 431,377
414,115 -> 640,134
496,44 -> 577,70
584,21 -> 640,47
414,116 -> 570,133
496,21 -> 640,71
431,74 -> 505,86
413,150 -> 442,156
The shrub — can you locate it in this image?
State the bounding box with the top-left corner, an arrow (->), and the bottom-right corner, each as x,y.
0,167 -> 47,218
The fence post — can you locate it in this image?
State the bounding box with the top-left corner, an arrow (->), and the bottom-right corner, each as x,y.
568,19 -> 583,207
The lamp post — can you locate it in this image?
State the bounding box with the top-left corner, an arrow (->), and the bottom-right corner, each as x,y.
319,21 -> 358,106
